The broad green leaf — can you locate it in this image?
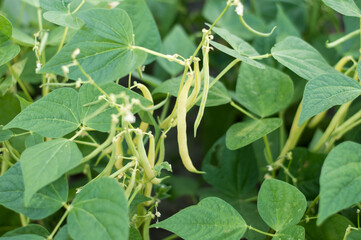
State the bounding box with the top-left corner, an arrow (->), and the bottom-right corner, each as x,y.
128,226 -> 142,240
271,36 -> 337,81
258,179 -> 307,231
0,14 -> 12,44
68,178 -> 129,240
211,26 -> 259,56
39,0 -> 74,11
153,76 -> 231,107
5,88 -> 80,138
158,25 -> 195,76
11,28 -> 35,47
0,93 -> 21,125
210,41 -> 264,69
0,42 -> 20,66
40,9 -> 147,83
226,118 -> 282,150
236,64 -> 294,118
0,162 -> 68,219
0,126 -> 13,141
43,11 -> 83,29
116,0 -> 161,64
2,224 -> 49,238
0,235 -> 45,240
318,141 -> 361,224
299,73 -> 361,125
348,229 -> 361,240
153,197 -> 247,240
202,136 -> 258,198
273,225 -> 305,240
54,225 -> 72,240
20,138 -> 82,203
322,0 -> 361,17
79,83 -> 152,131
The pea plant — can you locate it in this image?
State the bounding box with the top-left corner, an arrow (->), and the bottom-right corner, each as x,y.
2,0 -> 361,239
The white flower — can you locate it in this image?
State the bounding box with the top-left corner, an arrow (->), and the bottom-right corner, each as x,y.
124,112 -> 136,123
108,1 -> 120,9
155,211 -> 161,218
266,165 -> 273,171
62,65 -> 69,74
235,2 -> 244,16
72,48 -> 80,59
35,61 -> 42,73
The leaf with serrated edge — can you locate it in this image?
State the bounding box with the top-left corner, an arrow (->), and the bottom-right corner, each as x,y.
40,9 -> 147,83
299,73 -> 361,125
226,118 -> 282,150
258,179 -> 307,231
21,139 -> 82,204
0,162 -> 67,219
152,197 -> 247,240
318,141 -> 361,225
5,88 -> 80,138
68,178 -> 129,240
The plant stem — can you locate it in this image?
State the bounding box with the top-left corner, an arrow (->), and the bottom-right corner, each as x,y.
110,161 -> 135,178
57,27 -> 69,53
47,207 -> 71,240
230,100 -> 258,120
131,46 -> 185,66
247,225 -> 276,237
326,29 -> 360,48
305,194 -> 320,216
6,63 -> 33,102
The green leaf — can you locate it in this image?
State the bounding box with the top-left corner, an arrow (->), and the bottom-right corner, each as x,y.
5,88 -> 80,138
275,5 -> 300,41
0,14 -> 12,44
68,178 -> 129,240
152,197 -> 247,240
20,138 -> 82,203
226,118 -> 282,150
43,11 -> 83,29
40,9 -> 147,83
299,73 -> 361,125
11,28 -> 35,47
210,41 -> 264,69
24,133 -> 44,148
318,141 -> 361,224
39,0 -> 74,11
116,0 -> 161,64
21,0 -> 40,7
202,136 -> 258,198
348,229 -> 361,240
0,42 -> 20,66
322,0 -> 361,17
271,36 -> 337,81
0,93 -> 21,125
236,64 -> 294,118
2,224 -> 49,238
153,76 -> 230,107
210,25 -> 259,56
272,225 -> 305,240
157,25 -> 195,76
128,226 -> 142,240
0,235 -> 45,240
0,126 -> 13,141
79,82 -> 151,131
0,162 -> 68,219
54,225 -> 72,240
258,179 -> 307,231
0,76 -> 15,96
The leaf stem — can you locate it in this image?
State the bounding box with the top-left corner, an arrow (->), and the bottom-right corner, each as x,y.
230,100 -> 258,120
6,63 -> 33,102
131,46 -> 185,66
47,206 -> 71,240
239,16 -> 276,37
57,27 -> 69,53
326,29 -> 360,48
305,194 -> 320,216
247,225 -> 276,237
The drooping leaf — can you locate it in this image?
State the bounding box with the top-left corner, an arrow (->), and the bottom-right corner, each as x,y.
79,82 -> 152,131
272,225 -> 305,240
257,179 -> 307,231
318,141 -> 361,224
20,138 -> 82,203
116,0 -> 161,64
210,41 -> 264,69
40,9 -> 147,83
210,25 -> 259,56
0,14 -> 12,44
236,64 -> 294,118
322,0 -> 361,17
2,224 -> 49,238
202,136 -> 258,198
0,162 -> 68,219
271,36 -> 337,81
68,178 -> 129,240
226,118 -> 282,150
299,73 -> 361,125
5,88 -> 80,138
0,42 -> 20,66
152,197 -> 247,240
157,25 -> 196,76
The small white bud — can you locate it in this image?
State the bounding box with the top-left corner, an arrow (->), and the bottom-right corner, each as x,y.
72,48 -> 80,59
235,2 -> 244,16
131,99 -> 140,105
264,173 -> 272,180
124,112 -> 136,123
141,65 -> 146,71
75,78 -> 82,88
109,93 -> 117,105
266,165 -> 273,171
35,61 -> 42,73
111,114 -> 119,124
76,188 -> 81,194
62,65 -> 69,74
155,211 -> 161,218
108,1 -> 120,9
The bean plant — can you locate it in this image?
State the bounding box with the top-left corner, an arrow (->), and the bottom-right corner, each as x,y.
1,0 -> 361,239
